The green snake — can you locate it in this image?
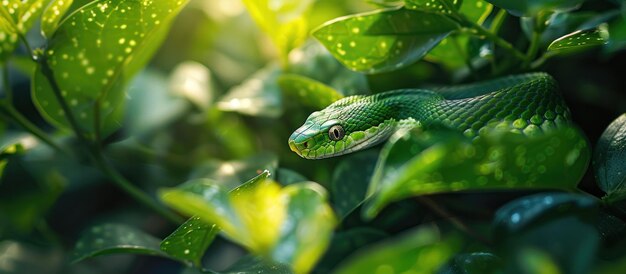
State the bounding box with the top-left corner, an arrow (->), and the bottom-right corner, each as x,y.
288,73 -> 572,159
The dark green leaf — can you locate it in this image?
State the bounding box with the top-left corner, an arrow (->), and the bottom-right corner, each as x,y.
216,64 -> 282,117
493,193 -> 599,274
404,0 -> 462,15
438,252 -> 503,274
607,17 -> 626,53
278,74 -> 344,109
276,168 -> 308,185
313,7 -> 458,73
32,0 -> 190,138
547,26 -> 609,53
594,114 -> 626,202
160,216 -> 218,267
331,149 -> 379,219
71,223 -> 168,263
221,255 -> 293,274
364,126 -> 590,218
41,0 -> 74,38
315,227 -> 388,273
333,226 -> 459,274
484,0 -> 584,17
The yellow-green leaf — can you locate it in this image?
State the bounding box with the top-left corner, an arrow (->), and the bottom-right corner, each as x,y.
40,0 -> 73,38
159,171 -> 337,274
0,0 -> 48,61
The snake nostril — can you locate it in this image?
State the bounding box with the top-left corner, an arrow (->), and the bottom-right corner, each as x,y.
303,141 -> 310,148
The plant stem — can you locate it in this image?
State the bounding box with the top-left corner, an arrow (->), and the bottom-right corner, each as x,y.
92,147 -> 184,224
524,30 -> 541,68
1,63 -> 65,152
416,196 -> 493,246
38,56 -> 183,225
490,9 -> 508,34
18,34 -> 37,61
460,18 -> 526,61
0,106 -> 65,152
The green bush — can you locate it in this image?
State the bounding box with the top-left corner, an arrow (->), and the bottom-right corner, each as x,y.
1,0 -> 626,273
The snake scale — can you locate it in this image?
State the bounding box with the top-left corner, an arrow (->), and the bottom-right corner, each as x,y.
288,72 -> 572,159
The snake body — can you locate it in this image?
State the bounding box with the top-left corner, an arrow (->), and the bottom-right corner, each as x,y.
288,73 -> 572,159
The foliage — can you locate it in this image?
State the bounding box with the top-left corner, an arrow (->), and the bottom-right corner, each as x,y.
1,0 -> 626,273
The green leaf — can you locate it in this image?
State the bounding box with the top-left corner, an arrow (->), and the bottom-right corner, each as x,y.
278,74 -> 344,109
493,193 -> 599,274
547,25 -> 609,53
160,216 -> 218,267
484,0 -> 584,17
0,0 -> 48,61
216,64 -> 283,117
438,252 -> 503,274
159,171 -> 337,274
41,0 -> 74,38
404,0 -> 462,15
287,42 -> 369,96
312,7 -> 459,74
593,114 -> 626,203
32,0 -> 190,138
364,126 -> 590,218
333,226 -> 459,274
72,223 -> 168,263
241,0 -> 313,62
426,0 -> 493,69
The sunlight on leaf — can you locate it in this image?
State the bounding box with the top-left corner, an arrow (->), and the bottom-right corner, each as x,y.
160,216 -> 218,267
217,64 -> 282,118
169,61 -> 214,110
41,0 -> 73,38
222,255 -> 293,274
278,74 -> 344,109
547,25 -> 609,53
313,7 -> 458,74
364,126 -> 590,218
593,114 -> 626,203
160,171 -> 337,273
71,223 -> 168,263
32,0 -> 190,139
333,226 -> 459,274
189,153 -> 278,190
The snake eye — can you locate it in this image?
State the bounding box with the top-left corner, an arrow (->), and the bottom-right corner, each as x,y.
328,124 -> 345,141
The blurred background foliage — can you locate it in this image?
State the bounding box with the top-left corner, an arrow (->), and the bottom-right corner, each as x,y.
1,0 -> 626,273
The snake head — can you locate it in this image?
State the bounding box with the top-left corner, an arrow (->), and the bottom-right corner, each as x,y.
288,95 -> 398,159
